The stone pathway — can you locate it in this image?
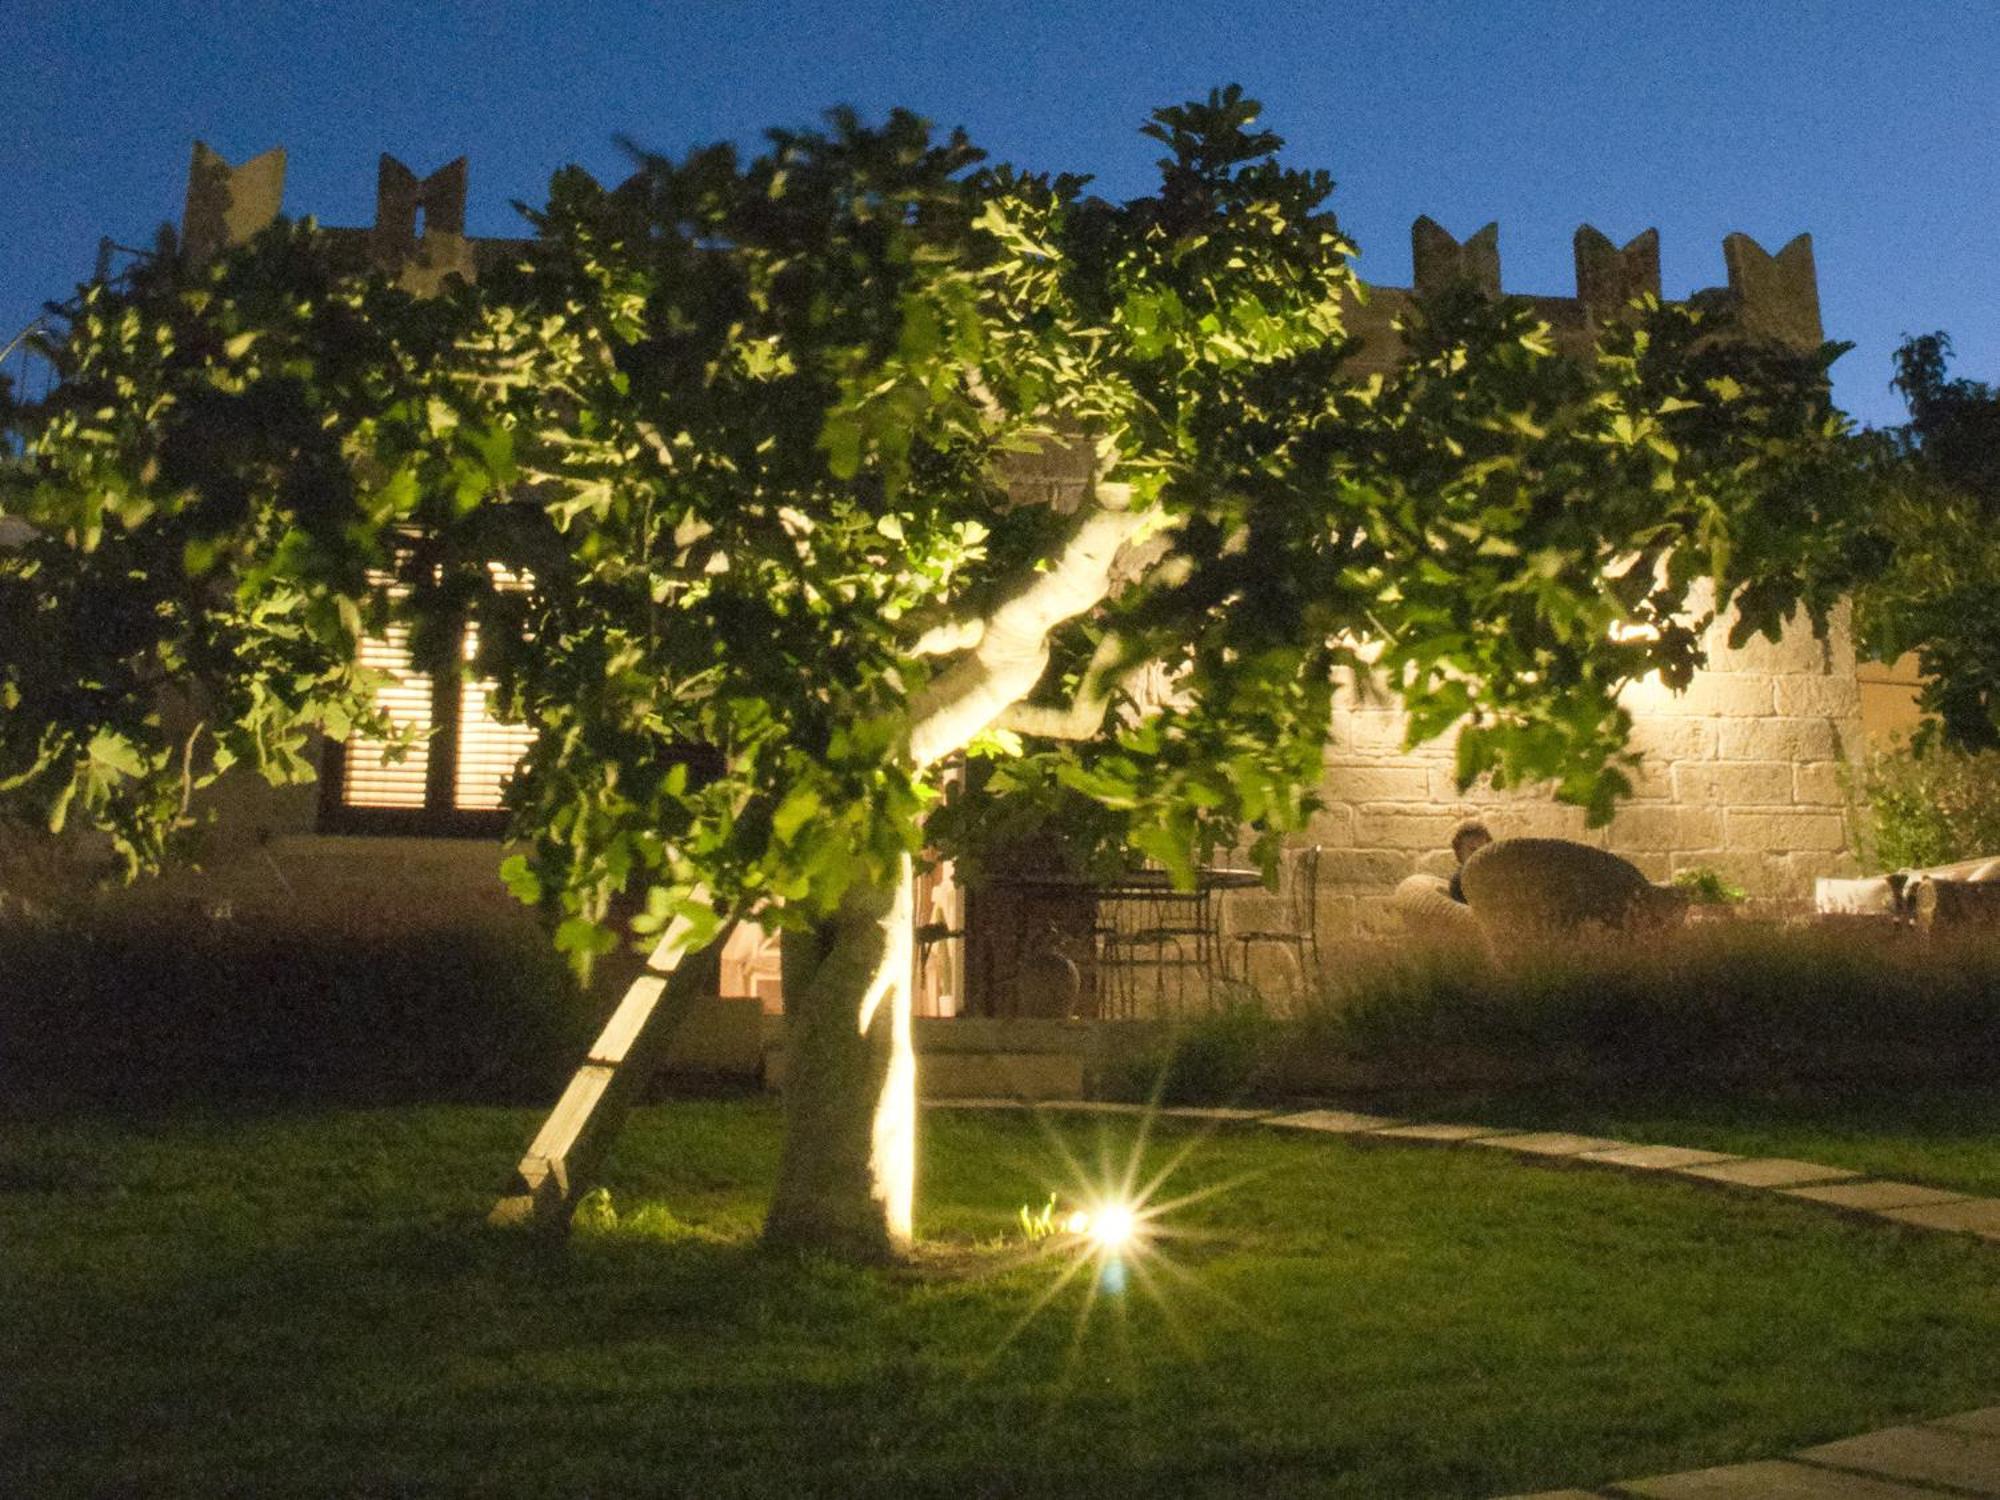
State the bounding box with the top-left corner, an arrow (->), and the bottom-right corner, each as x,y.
933,1098 -> 2000,1498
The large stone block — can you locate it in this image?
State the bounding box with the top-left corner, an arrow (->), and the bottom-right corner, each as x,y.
1627,717 -> 1719,764
1725,809 -> 1847,853
1783,847 -> 1857,888
1305,805 -> 1356,845
1345,711 -> 1413,754
1704,614 -> 1833,674
1354,894 -> 1407,938
1657,673 -> 1776,718
1793,761 -> 1849,807
1485,803 -> 1595,841
1324,764 -> 1433,802
1314,893 -> 1361,939
1773,673 -> 1862,718
1676,849 -> 1776,890
1675,761 -> 1794,807
1606,805 -> 1723,854
1415,848 -> 1459,879
1624,756 -> 1677,800
1428,768 -> 1585,806
1717,717 -> 1842,762
1315,848 -> 1417,887
1620,850 -> 1670,880
1353,808 -> 1464,850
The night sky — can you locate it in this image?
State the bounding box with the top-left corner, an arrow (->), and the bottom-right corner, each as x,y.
4,1 -> 1994,430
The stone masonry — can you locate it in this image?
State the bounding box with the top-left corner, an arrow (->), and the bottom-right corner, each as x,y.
1268,598 -> 1865,947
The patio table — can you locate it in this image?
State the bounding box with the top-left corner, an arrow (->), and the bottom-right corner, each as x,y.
979,865 -> 1263,1018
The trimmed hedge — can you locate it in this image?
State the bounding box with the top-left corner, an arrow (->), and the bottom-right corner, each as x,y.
1127,923 -> 2000,1103
0,904 -> 595,1108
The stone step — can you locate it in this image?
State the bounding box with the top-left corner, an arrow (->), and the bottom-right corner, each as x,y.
761,1045 -> 1085,1101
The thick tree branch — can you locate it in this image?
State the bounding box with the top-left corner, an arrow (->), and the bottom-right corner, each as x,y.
907,483 -> 1147,765
992,630 -> 1148,742
909,616 -> 986,657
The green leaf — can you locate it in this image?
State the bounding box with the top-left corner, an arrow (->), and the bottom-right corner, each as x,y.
771,785 -> 822,844
499,854 -> 543,905
554,916 -> 615,958
819,416 -> 863,480
87,730 -> 146,779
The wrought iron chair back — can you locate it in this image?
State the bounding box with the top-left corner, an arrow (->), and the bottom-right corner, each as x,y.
1227,843 -> 1322,995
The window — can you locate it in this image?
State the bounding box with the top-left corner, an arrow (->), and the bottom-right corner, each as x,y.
318,571 -> 537,836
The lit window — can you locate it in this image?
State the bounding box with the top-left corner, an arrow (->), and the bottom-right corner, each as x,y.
319,568 -> 536,835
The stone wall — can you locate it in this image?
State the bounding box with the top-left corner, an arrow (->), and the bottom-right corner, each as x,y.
1225,602 -> 1865,951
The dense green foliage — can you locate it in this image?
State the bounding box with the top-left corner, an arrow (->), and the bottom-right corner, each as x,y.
1,90 -> 1868,964
1851,333 -> 2000,751
1854,742 -> 2000,870
0,901 -> 592,1107
4,1103 -> 1996,1498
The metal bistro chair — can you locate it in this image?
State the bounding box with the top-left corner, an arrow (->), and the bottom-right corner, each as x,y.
1095,873 -> 1217,1018
1227,844 -> 1322,995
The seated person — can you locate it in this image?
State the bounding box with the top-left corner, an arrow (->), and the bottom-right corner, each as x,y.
1447,819 -> 1493,904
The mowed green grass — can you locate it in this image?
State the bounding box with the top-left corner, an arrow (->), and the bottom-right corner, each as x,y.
2,1101 -> 1995,1499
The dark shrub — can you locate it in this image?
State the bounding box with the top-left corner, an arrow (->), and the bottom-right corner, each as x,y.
1296,923 -> 2000,1091
0,902 -> 594,1108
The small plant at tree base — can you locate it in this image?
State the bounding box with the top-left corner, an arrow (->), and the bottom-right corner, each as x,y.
1672,866 -> 1748,905
1017,1193 -> 1062,1243
571,1186 -> 618,1232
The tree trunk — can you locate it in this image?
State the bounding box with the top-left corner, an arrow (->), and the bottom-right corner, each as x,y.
762,855 -> 917,1261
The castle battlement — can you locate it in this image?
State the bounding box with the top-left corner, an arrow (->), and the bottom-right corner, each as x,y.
178,142 -> 1824,353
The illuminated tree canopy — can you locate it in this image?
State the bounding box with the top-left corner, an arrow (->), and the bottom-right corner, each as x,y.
0,90 -> 1872,1258
1852,332 -> 2000,751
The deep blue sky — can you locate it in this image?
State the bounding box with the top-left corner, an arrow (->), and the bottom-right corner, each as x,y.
5,1 -> 1994,429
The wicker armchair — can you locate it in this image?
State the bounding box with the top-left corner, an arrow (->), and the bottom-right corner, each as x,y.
1457,837 -> 1687,938
1390,873 -> 1481,941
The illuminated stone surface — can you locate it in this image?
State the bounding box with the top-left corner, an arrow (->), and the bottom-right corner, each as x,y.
1156,1106 -> 1274,1121
1937,1410 -> 2000,1438
1372,1122 -> 1511,1142
1875,1197 -> 2000,1242
1265,1109 -> 1399,1134
1783,1180 -> 1971,1211
1619,1458 -> 1954,1497
1679,1157 -> 1862,1188
1580,1144 -> 1739,1170
1795,1424 -> 2000,1495
1472,1131 -> 1630,1157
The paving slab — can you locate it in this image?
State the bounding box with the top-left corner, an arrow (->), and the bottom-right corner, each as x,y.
1874,1196 -> 2000,1242
1795,1423 -> 2000,1496
1933,1409 -> 2000,1439
1679,1157 -> 1864,1189
1472,1131 -> 1630,1157
1372,1122 -> 1515,1142
1580,1144 -> 1740,1171
1156,1106 -> 1273,1121
924,1098 -> 1031,1110
1265,1109 -> 1400,1134
1783,1180 -> 1972,1211
1616,1458 -> 1954,1497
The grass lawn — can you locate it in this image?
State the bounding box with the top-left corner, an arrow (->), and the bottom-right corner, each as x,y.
1354,1084 -> 2000,1198
2,1100 -> 1996,1498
